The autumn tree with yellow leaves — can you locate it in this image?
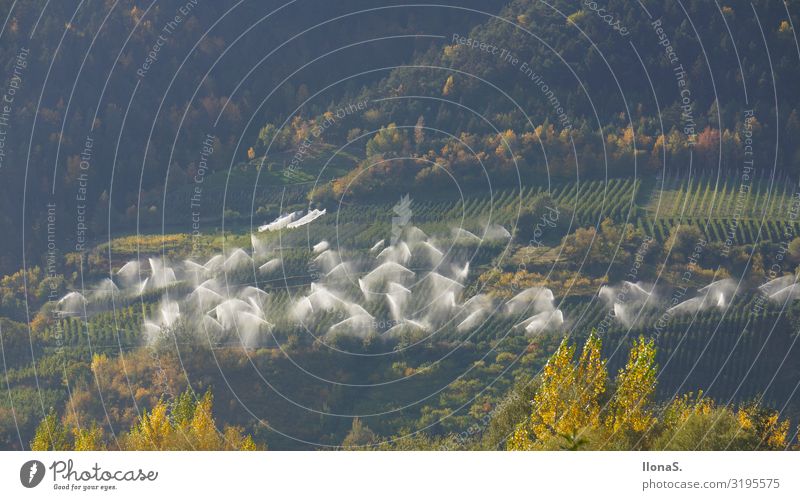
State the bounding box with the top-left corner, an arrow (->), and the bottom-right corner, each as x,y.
508,335 -> 793,451
607,337 -> 657,434
123,389 -> 257,451
31,389 -> 259,451
509,333 -> 605,450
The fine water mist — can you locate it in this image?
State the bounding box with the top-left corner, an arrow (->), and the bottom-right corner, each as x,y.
598,281 -> 655,326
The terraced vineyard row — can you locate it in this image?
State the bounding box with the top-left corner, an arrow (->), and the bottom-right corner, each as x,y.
639,217 -> 800,244
42,305 -> 145,350
281,178 -> 637,233
646,169 -> 799,220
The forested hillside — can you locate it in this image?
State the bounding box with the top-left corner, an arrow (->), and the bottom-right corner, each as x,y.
0,0 -> 499,275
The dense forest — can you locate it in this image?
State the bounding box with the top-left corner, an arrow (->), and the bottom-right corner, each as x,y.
2,0 -> 800,451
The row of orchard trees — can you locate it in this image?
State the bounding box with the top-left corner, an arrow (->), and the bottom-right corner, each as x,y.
30,389 -> 258,451
645,218 -> 800,246
655,172 -> 800,220
508,335 -> 792,451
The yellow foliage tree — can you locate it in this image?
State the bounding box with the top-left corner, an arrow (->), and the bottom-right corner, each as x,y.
365,123 -> 408,158
30,410 -> 70,451
124,400 -> 173,450
607,337 -> 657,433
30,389 -> 260,451
73,425 -> 105,451
121,389 -> 259,451
189,391 -> 222,450
661,392 -> 714,430
502,337 -> 791,451
442,75 -> 455,96
575,333 -> 606,429
737,401 -> 790,449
